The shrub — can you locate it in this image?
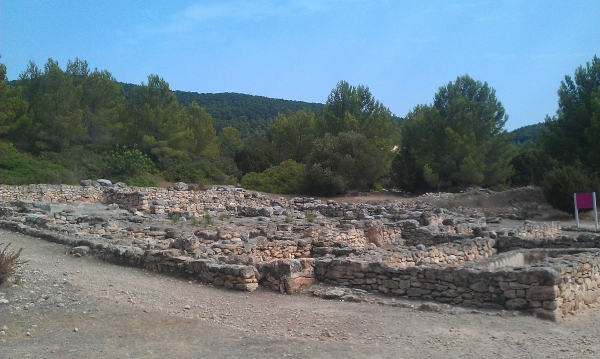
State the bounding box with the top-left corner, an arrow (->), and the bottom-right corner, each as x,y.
300,132 -> 385,196
0,141 -> 67,185
541,163 -> 600,214
125,173 -> 158,187
0,243 -> 27,285
203,211 -> 213,227
241,160 -> 303,194
306,214 -> 316,223
105,145 -> 157,178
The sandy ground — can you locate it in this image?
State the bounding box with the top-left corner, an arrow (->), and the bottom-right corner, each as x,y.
1,228 -> 599,359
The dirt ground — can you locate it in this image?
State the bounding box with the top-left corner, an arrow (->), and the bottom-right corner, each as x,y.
1,228 -> 599,359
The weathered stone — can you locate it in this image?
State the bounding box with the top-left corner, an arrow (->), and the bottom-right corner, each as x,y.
407,288 -> 421,297
383,279 -> 399,289
505,298 -> 528,310
236,283 -> 258,292
527,285 -> 558,301
469,281 -> 489,293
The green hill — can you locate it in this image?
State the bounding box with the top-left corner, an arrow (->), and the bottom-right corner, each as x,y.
510,122 -> 546,147
120,82 -> 325,136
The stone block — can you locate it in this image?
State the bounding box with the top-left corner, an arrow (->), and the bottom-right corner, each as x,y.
505,298 -> 528,310
284,277 -> 315,293
469,281 -> 489,293
399,280 -> 411,289
236,283 -> 259,292
527,285 -> 559,301
383,279 -> 399,289
407,288 -> 421,297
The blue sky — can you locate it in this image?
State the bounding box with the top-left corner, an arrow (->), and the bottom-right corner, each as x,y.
1,0 -> 598,130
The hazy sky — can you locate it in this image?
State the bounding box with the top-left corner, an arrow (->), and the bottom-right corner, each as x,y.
1,0 -> 598,130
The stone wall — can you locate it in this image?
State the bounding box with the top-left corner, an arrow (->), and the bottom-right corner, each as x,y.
496,234 -> 600,252
0,184 -> 105,204
0,220 -> 260,292
312,253 -> 600,320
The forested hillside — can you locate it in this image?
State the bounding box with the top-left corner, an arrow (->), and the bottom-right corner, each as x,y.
121,82 -> 325,136
1,55 -> 599,209
510,122 -> 546,148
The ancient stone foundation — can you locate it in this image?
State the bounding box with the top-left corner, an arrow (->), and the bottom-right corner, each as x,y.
1,182 -> 599,321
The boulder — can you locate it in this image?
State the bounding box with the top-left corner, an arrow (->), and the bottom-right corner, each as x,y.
96,179 -> 112,186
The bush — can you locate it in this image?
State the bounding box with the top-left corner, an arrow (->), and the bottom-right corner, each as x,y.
0,141 -> 67,185
241,160 -> 303,194
125,173 -> 158,187
0,243 -> 27,285
300,132 -> 386,196
300,163 -> 347,196
541,163 -> 600,214
105,145 -> 157,178
510,147 -> 556,187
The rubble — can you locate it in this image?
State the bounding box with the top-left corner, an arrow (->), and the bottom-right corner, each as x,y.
0,182 -> 599,321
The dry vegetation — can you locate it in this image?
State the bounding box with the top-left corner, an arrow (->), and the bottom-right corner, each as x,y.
0,242 -> 27,285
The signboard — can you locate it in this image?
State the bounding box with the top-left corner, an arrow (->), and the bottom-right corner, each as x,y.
574,192 -> 598,229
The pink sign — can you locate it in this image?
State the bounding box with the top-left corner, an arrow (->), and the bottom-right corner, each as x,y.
576,193 -> 595,209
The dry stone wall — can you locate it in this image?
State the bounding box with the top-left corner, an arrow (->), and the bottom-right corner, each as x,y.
1,182 -> 599,320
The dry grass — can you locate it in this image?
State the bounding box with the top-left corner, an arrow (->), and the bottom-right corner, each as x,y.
0,242 -> 27,285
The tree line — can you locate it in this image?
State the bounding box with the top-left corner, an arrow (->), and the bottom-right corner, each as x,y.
1,55 -> 599,213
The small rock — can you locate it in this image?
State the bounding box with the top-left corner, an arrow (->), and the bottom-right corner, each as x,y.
96,179 -> 112,186
74,327 -> 78,332
418,302 -> 443,312
415,244 -> 426,251
0,299 -> 8,304
184,305 -> 191,310
71,246 -> 90,256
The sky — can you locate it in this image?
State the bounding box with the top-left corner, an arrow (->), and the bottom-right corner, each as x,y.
1,0 -> 598,130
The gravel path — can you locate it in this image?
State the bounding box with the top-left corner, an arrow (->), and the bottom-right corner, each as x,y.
1,228 -> 599,358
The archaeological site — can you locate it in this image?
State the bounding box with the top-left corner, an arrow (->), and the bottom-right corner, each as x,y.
1,181 -> 599,322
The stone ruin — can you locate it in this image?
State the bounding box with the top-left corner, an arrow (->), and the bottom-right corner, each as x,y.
0,181 -> 599,321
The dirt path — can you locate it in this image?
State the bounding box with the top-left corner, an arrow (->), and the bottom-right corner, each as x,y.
1,229 -> 599,359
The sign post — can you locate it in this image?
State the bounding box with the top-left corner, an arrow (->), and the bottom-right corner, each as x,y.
574,192 -> 598,229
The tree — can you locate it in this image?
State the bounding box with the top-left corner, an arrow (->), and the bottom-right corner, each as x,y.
541,55 -> 600,169
267,109 -> 316,163
301,131 -> 386,195
185,101 -> 218,158
510,146 -> 556,186
218,126 -> 243,158
0,63 -> 31,147
318,81 -> 400,165
541,162 -> 600,214
79,67 -> 125,148
16,58 -> 87,152
126,74 -> 190,150
234,146 -> 271,174
392,75 -> 516,192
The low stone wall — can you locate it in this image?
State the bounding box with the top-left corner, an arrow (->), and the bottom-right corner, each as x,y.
312,253 -> 600,320
0,184 -> 105,204
0,220 -> 260,292
256,258 -> 315,293
496,234 -> 600,252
